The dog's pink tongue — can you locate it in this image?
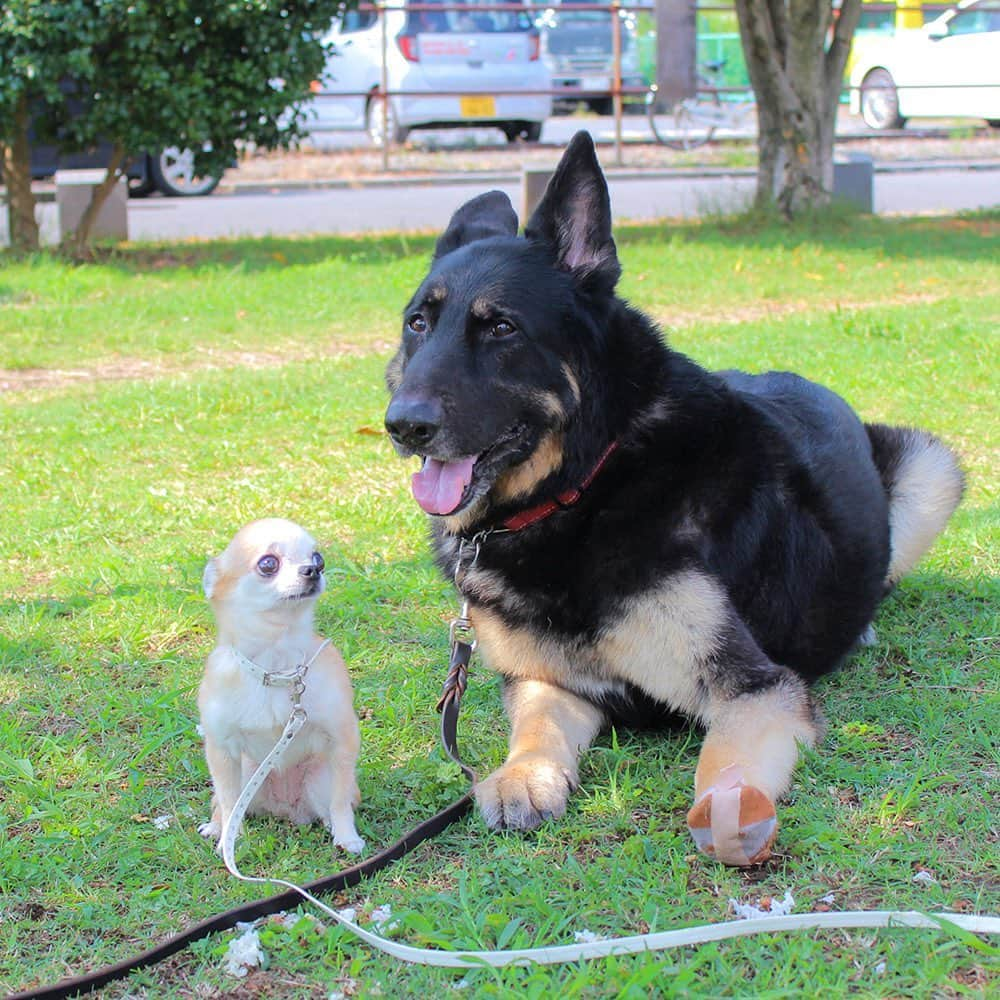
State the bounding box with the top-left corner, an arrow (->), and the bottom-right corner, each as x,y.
411,456 -> 475,515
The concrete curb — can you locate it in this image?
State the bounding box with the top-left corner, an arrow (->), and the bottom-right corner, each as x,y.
217,158 -> 1000,196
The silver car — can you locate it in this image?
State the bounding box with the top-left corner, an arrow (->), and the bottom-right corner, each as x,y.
308,0 -> 553,145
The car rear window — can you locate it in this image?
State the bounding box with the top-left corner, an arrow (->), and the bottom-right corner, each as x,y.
405,0 -> 535,33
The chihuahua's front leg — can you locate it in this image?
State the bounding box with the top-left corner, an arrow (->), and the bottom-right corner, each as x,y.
199,737 -> 243,847
476,676 -> 605,830
328,727 -> 365,854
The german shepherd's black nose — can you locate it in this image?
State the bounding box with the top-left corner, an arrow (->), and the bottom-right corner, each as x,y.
385,394 -> 443,452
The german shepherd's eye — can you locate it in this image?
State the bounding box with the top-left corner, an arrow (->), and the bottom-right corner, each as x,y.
407,314 -> 428,335
256,554 -> 280,577
490,319 -> 516,339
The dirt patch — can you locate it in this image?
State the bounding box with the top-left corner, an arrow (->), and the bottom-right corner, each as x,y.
0,340 -> 394,396
0,290 -> 951,395
225,128 -> 1000,186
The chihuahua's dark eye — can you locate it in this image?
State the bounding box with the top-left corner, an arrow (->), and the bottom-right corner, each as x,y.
256,554 -> 280,577
490,319 -> 516,339
407,314 -> 428,335
312,551 -> 325,573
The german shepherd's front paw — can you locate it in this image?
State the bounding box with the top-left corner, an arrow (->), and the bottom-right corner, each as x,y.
686,782 -> 777,867
475,755 -> 575,830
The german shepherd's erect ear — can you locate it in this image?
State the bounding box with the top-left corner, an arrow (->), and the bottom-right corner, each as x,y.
434,190 -> 519,260
525,130 -> 621,295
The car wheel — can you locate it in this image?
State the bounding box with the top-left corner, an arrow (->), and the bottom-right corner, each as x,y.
503,122 -> 542,143
367,95 -> 408,147
860,69 -> 905,131
986,119 -> 1000,129
149,147 -> 222,197
127,173 -> 157,198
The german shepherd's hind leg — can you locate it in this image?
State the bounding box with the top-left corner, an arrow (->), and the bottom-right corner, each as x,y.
476,677 -> 605,830
687,671 -> 820,866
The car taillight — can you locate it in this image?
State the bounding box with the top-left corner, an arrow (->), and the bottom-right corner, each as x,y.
529,34 -> 540,61
397,34 -> 419,62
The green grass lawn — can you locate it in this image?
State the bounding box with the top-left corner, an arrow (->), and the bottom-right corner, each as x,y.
1,212 -> 998,997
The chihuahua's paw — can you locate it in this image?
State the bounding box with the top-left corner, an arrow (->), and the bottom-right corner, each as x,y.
475,754 -> 575,831
686,778 -> 777,867
198,819 -> 221,839
336,832 -> 366,855
332,823 -> 365,854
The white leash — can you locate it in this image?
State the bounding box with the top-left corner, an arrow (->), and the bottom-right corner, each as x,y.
218,649 -> 1000,967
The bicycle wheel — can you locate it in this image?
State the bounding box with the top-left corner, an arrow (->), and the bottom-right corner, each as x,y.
646,86 -> 719,151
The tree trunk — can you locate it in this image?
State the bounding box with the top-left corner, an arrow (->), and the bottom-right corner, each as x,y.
735,0 -> 862,217
2,93 -> 41,252
65,143 -> 128,257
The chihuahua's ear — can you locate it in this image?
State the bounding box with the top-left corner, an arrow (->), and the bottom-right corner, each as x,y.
202,558 -> 220,599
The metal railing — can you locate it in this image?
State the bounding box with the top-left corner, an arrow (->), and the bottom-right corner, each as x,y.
305,1 -> 997,168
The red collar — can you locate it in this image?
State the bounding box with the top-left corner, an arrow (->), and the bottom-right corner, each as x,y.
501,440 -> 619,532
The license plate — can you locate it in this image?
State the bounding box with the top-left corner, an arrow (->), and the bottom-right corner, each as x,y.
580,76 -> 611,92
460,96 -> 496,118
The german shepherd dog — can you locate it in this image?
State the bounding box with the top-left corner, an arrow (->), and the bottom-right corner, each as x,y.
384,132 -> 964,866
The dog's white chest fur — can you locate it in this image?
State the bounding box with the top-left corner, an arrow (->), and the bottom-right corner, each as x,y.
201,646 -> 326,760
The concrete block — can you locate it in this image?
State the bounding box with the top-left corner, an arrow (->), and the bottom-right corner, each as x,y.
833,153 -> 874,213
521,168 -> 554,223
55,168 -> 128,241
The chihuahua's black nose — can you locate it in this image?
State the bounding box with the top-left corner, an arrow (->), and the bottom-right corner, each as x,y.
385,394 -> 443,453
299,563 -> 321,580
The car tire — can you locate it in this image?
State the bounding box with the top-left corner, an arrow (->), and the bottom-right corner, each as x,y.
503,122 -> 542,143
149,147 -> 222,197
860,69 -> 906,131
367,95 -> 409,147
587,98 -> 613,117
127,165 -> 158,199
987,119 -> 1000,129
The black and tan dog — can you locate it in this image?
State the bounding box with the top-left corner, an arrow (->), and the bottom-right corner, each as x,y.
383,132 -> 964,866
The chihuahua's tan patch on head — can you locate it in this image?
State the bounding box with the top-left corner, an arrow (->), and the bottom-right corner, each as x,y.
198,518 -> 365,855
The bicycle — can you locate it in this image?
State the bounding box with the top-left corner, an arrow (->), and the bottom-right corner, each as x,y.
645,60 -> 756,150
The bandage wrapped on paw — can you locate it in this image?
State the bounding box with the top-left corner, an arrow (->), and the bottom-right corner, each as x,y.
686,764 -> 776,867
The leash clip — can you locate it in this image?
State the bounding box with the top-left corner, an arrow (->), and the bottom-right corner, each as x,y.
448,600 -> 477,652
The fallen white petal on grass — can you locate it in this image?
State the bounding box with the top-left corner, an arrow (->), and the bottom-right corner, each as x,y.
152,814 -> 172,830
729,890 -> 795,920
912,871 -> 937,885
224,924 -> 267,977
336,907 -> 357,924
819,892 -> 836,904
370,904 -> 398,932
573,929 -> 608,944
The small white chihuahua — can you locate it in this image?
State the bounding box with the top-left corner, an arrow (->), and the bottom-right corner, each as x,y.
198,518 -> 364,854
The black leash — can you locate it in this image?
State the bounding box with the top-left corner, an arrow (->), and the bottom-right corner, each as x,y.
10,640 -> 477,1000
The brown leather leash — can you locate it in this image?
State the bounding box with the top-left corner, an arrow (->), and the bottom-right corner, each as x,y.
9,639 -> 477,1000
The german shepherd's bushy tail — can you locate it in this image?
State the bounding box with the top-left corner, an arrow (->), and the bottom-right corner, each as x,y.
866,424 -> 965,586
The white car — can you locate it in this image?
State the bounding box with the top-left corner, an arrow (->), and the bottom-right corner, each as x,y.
850,0 -> 1000,130
308,0 -> 552,145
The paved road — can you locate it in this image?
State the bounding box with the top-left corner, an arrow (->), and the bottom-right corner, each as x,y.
121,164 -> 999,242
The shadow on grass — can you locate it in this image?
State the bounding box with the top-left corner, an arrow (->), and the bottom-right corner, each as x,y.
615,206 -> 1000,266
29,206 -> 998,277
